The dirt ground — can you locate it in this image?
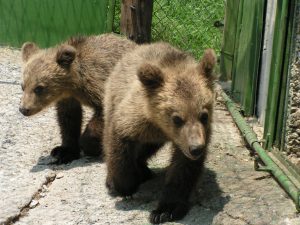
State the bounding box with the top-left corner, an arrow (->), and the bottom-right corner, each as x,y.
0,47 -> 300,225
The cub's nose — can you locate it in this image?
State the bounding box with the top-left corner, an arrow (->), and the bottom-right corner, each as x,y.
189,145 -> 205,157
19,107 -> 30,116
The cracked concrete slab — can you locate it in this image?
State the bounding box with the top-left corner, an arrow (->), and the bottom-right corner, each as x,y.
0,49 -> 61,225
1,47 -> 300,225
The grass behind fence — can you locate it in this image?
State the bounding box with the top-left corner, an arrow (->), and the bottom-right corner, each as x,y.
152,0 -> 224,58
113,0 -> 224,59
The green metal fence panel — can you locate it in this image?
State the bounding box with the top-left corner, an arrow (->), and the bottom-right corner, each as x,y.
0,0 -> 111,48
264,0 -> 291,150
220,0 -> 241,81
230,0 -> 265,116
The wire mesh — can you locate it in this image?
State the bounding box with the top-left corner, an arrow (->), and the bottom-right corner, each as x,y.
112,0 -> 225,58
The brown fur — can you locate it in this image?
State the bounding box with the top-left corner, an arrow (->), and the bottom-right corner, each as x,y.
20,34 -> 136,163
103,43 -> 216,223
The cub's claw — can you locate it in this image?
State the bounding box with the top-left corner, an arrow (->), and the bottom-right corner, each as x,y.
149,202 -> 189,224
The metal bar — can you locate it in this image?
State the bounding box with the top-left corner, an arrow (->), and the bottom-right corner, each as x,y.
222,91 -> 300,210
106,0 -> 116,32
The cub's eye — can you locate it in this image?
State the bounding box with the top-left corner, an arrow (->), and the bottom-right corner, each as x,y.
199,112 -> 209,124
34,86 -> 45,95
172,115 -> 185,127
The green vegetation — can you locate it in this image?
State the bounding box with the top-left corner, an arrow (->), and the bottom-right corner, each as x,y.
152,0 -> 224,58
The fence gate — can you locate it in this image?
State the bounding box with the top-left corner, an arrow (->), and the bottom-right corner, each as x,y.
221,0 -> 300,211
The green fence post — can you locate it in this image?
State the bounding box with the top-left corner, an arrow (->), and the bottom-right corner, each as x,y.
107,0 -> 116,32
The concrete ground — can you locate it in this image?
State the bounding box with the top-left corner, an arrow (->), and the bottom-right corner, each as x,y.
1,47 -> 300,225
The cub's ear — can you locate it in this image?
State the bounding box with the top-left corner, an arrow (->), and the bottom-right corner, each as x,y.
21,42 -> 39,62
137,63 -> 164,90
198,48 -> 217,80
56,45 -> 76,69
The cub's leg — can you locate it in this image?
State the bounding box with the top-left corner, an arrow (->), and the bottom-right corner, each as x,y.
150,145 -> 206,224
105,128 -> 141,197
51,97 -> 82,164
80,111 -> 103,157
136,143 -> 162,182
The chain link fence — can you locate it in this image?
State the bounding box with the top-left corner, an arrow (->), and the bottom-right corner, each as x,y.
113,0 -> 225,58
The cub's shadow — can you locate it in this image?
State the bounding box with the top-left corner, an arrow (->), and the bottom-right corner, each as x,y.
30,154 -> 103,172
115,167 -> 229,225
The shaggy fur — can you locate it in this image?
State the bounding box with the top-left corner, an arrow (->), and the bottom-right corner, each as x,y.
103,42 -> 216,223
20,34 -> 136,163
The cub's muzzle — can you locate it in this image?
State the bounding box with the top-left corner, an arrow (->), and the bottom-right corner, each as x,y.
189,144 -> 205,157
19,107 -> 31,116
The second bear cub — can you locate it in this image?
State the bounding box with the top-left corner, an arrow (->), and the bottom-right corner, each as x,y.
104,43 -> 216,223
19,34 -> 136,163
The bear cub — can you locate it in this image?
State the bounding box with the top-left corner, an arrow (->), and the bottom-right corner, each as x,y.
20,34 -> 136,163
104,42 -> 216,223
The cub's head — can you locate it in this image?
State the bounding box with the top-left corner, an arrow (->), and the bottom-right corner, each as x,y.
19,42 -> 77,116
138,49 -> 216,160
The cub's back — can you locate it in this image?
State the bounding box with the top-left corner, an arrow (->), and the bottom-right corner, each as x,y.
106,42 -> 194,103
70,34 -> 136,79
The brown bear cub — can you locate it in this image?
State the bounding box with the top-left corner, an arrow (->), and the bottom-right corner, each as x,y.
19,34 -> 136,163
104,42 -> 216,223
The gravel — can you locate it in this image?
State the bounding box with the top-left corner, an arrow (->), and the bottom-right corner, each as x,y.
0,46 -> 299,225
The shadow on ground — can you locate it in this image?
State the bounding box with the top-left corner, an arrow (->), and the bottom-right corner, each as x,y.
30,154 -> 103,172
114,167 -> 229,225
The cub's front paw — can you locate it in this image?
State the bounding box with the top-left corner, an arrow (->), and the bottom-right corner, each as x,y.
51,146 -> 80,164
149,202 -> 189,224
